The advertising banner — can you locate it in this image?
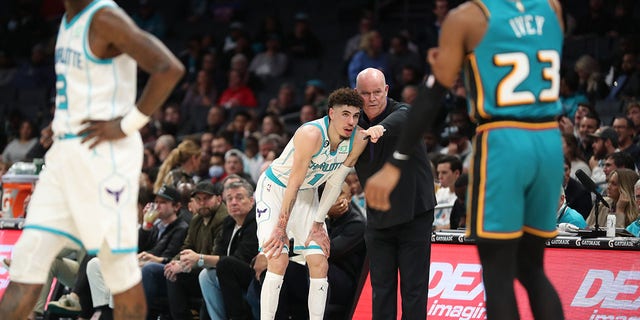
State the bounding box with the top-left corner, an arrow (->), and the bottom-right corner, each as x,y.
354,243 -> 640,320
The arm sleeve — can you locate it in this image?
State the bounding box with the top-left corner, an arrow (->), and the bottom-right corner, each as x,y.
389,76 -> 448,168
314,165 -> 352,223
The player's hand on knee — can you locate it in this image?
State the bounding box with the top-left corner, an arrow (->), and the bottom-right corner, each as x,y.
305,222 -> 330,257
79,118 -> 126,149
263,226 -> 287,259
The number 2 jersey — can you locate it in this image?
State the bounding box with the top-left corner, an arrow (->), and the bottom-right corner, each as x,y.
464,0 -> 563,122
265,116 -> 355,190
53,0 -> 136,136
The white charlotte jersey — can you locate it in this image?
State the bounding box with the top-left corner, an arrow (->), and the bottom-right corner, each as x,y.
53,0 -> 136,137
265,116 -> 355,190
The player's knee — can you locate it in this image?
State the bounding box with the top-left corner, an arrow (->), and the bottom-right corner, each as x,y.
99,252 -> 141,294
306,254 -> 328,275
267,254 -> 289,274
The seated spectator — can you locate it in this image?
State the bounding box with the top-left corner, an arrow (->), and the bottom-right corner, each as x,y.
586,168 -> 639,228
450,173 -> 468,229
218,69 -> 258,109
439,125 -> 473,172
195,180 -> 258,319
265,83 -> 300,116
153,134 -> 176,163
588,127 -> 618,191
303,80 -> 328,112
625,101 -> 640,142
434,155 -> 461,230
603,152 -> 635,182
348,30 -> 389,88
259,113 -> 287,139
401,85 -> 418,105
248,34 -> 288,80
84,186 -> 188,319
153,139 -> 202,192
285,12 -> 322,59
577,111 -> 600,160
143,181 -> 228,319
345,169 -> 366,215
224,149 -> 254,185
181,70 -> 218,134
562,133 -> 591,179
132,0 -> 165,39
559,70 -> 588,119
2,119 -> 38,163
557,188 -> 587,230
606,52 -> 639,101
612,116 -> 640,169
204,105 -> 227,134
222,111 -> 253,150
563,157 -> 593,220
625,180 -> 640,236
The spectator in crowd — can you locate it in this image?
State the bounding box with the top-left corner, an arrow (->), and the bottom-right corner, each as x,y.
2,119 -> 38,163
160,103 -> 183,137
400,84 -> 418,105
222,111 -> 252,150
578,112 -> 600,161
178,35 -> 203,85
345,169 -> 366,215
224,149 -> 254,185
211,132 -> 234,155
439,124 -> 473,172
200,132 -> 214,155
285,12 -> 322,59
588,127 -> 618,190
259,113 -> 287,139
204,105 -> 227,134
574,54 -> 609,101
181,70 -> 218,134
153,139 -> 202,192
587,168 -> 639,228
612,116 -> 640,169
625,179 -> 640,236
253,15 -> 285,53
304,79 -> 328,112
388,34 -> 423,90
132,0 -> 166,40
563,157 -> 594,220
557,188 -> 587,230
449,173 -> 468,229
559,70 -> 589,119
422,0 -> 449,50
562,133 -> 591,179
435,155 -> 461,207
248,34 -> 289,80
625,101 -> 640,142
144,181 -> 227,319
265,83 -> 300,116
218,69 -> 258,109
606,52 -> 639,101
196,180 -> 258,320
348,30 -> 389,88
343,16 -> 373,63
603,152 -> 636,183
154,134 -> 176,163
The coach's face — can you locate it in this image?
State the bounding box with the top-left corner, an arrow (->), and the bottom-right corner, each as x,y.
356,70 -> 389,120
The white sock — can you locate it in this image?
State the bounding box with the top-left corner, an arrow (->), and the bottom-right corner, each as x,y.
261,271 -> 284,320
308,277 -> 329,320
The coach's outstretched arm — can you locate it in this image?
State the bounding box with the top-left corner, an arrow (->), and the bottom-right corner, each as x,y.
79,6 -> 184,148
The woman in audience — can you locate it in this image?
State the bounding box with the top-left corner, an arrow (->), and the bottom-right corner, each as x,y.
2,119 -> 37,163
562,133 -> 591,179
586,168 -> 639,228
153,139 -> 202,192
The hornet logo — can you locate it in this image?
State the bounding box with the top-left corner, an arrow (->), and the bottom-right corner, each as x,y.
257,207 -> 268,218
106,187 -> 125,204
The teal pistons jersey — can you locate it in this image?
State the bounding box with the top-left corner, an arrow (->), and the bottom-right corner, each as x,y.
464,0 -> 563,122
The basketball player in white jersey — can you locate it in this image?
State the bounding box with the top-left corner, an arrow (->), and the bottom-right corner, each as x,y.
0,0 -> 184,319
256,88 -> 385,319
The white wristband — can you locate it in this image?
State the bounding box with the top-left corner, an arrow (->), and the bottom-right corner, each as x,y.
120,107 -> 150,136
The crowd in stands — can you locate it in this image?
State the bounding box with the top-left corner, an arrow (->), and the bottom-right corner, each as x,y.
2,0 -> 640,319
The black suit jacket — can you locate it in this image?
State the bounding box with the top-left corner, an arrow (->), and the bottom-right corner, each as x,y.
138,218 -> 189,262
565,177 -> 593,220
356,98 -> 436,229
213,207 -> 259,264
